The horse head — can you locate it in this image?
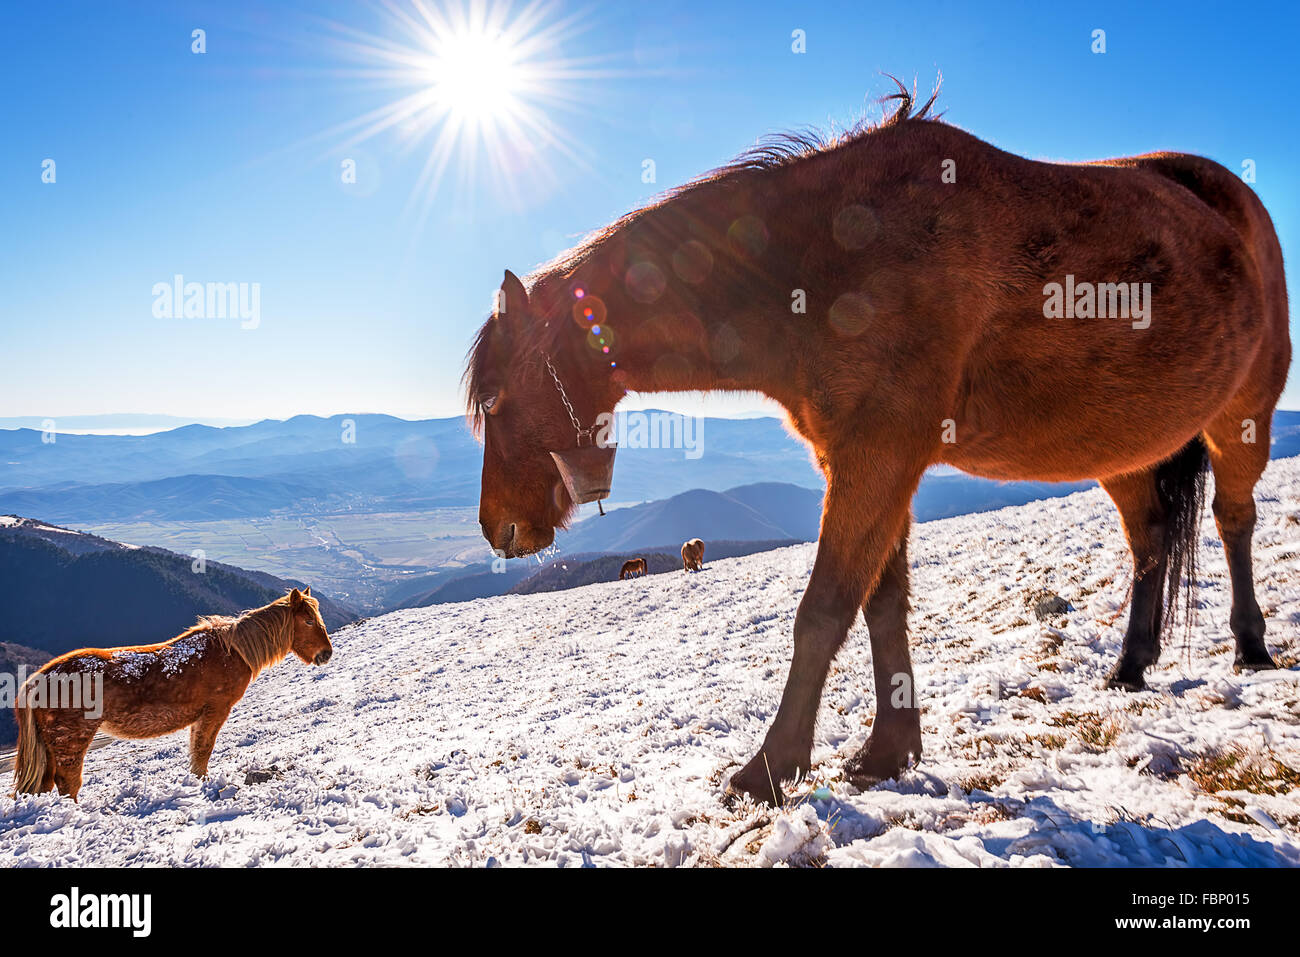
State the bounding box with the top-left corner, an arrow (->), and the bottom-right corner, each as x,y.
466,270 -> 620,557
287,587 -> 332,666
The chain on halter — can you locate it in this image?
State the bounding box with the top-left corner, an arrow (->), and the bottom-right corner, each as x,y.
545,354 -> 595,447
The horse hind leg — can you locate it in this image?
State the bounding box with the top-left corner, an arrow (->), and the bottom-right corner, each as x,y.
1100,439 -> 1208,690
42,714 -> 100,802
1204,415 -> 1276,671
1101,470 -> 1169,689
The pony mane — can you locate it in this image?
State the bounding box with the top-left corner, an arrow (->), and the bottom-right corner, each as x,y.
462,77 -> 942,433
177,594 -> 321,675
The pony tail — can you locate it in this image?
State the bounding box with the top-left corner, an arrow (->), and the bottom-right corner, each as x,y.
12,699 -> 49,796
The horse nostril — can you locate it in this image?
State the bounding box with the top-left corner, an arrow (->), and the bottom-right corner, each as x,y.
315,649 -> 332,665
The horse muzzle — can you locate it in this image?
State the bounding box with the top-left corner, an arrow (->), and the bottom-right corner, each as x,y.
314,649 -> 333,666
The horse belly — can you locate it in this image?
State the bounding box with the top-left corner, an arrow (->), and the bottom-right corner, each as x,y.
102,706 -> 202,740
942,320 -> 1252,481
101,685 -> 205,739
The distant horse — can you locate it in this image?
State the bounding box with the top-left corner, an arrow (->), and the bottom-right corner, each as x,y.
12,588 -> 332,800
681,539 -> 705,572
465,82 -> 1290,805
620,558 -> 648,579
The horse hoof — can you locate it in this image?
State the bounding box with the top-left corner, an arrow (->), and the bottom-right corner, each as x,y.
1104,676 -> 1146,692
723,758 -> 786,808
843,735 -> 919,787
1104,662 -> 1148,692
1233,656 -> 1278,674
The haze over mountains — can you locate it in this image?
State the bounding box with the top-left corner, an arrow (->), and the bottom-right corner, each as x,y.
6,410 -> 1296,526
0,412 -> 826,519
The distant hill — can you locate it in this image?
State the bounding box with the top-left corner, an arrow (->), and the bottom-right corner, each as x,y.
0,516 -> 358,657
508,539 -> 801,595
389,539 -> 804,608
390,561 -> 543,609
0,414 -> 253,432
0,474 -> 327,523
558,483 -> 822,554
554,474 -> 1095,555
912,473 -> 1094,521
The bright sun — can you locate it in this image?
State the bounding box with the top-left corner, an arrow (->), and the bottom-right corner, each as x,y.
424,26 -> 522,120
316,0 -> 617,217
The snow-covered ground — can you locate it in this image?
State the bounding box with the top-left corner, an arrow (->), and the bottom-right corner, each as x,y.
4,458 -> 1300,867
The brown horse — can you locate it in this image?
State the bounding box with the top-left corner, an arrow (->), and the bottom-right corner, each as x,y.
620,558 -> 648,579
465,84 -> 1290,805
681,539 -> 705,572
12,588 -> 332,801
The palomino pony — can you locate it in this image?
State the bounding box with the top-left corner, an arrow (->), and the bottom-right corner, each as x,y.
620,558 -> 648,579
12,588 -> 332,800
681,539 -> 705,572
465,84 -> 1290,805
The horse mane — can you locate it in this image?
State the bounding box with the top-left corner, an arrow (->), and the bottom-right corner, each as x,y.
462,77 -> 942,434
176,594 -> 321,675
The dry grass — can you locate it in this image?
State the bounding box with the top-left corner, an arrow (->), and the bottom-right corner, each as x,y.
1188,747 -> 1300,797
1043,710 -> 1124,751
956,772 -> 1004,794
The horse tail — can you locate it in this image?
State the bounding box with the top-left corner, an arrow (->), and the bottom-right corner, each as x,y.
1156,436 -> 1210,646
12,692 -> 50,796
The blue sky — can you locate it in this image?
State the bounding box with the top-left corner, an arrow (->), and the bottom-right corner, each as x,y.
2,0 -> 1296,421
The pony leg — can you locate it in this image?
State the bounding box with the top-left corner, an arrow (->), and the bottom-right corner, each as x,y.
1204,416 -> 1276,671
844,520 -> 922,783
189,707 -> 231,777
44,718 -> 99,802
726,460 -> 919,805
1101,469 -> 1169,690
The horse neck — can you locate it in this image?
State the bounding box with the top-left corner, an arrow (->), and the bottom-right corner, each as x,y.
223,604 -> 293,676
554,130 -> 916,412
554,177 -> 813,412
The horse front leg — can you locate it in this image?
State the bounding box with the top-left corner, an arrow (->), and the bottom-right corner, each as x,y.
189,705 -> 232,777
844,520 -> 923,782
726,463 -> 919,806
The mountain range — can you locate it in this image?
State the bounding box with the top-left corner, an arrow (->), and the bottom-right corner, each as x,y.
5,411 -> 1294,527
0,516 -> 358,656
0,412 -> 825,520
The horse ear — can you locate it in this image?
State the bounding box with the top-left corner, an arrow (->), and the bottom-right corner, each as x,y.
496,269 -> 529,322
289,587 -> 302,605
303,585 -> 311,596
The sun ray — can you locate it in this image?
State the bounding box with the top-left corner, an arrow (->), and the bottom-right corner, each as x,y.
299,0 -> 646,218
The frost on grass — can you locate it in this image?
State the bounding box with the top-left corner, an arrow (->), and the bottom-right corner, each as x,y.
3,458 -> 1300,867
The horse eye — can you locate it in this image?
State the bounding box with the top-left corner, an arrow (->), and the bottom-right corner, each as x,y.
481,394 -> 498,412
